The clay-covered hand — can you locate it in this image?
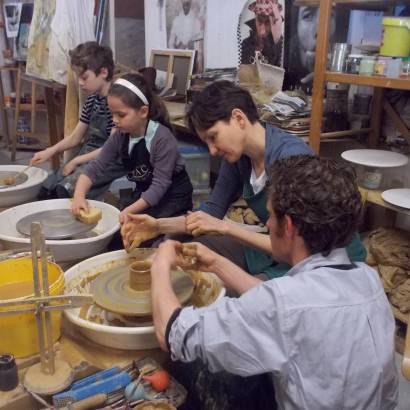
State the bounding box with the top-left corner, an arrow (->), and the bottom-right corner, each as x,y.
121,214 -> 160,251
179,242 -> 218,273
153,240 -> 184,268
30,148 -> 54,166
119,206 -> 133,225
185,211 -> 227,237
62,159 -> 79,176
71,195 -> 89,216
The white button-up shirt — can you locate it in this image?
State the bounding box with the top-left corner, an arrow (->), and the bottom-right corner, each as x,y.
169,248 -> 398,410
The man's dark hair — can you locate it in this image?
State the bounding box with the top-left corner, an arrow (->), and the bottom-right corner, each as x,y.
268,155 -> 362,255
187,81 -> 259,133
69,42 -> 114,81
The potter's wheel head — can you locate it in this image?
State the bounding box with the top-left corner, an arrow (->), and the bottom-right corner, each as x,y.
16,209 -> 97,239
91,265 -> 194,316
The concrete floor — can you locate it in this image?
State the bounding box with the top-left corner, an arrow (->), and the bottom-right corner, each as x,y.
0,143 -> 410,408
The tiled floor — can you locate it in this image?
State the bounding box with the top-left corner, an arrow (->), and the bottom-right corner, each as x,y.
0,143 -> 410,408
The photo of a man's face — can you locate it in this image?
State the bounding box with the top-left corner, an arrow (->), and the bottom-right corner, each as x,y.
284,0 -> 348,93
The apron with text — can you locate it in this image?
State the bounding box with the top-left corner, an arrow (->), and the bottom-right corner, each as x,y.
120,135 -> 192,217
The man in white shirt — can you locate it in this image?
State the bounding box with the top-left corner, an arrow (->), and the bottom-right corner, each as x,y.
150,155 -> 398,409
168,0 -> 203,71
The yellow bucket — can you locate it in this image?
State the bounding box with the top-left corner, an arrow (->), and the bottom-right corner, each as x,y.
0,257 -> 64,358
380,17 -> 410,57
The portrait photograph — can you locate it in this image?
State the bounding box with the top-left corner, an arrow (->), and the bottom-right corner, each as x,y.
3,2 -> 22,38
166,0 -> 206,72
284,0 -> 349,93
237,0 -> 285,67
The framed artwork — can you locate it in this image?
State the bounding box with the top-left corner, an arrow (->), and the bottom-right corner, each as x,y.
284,0 -> 350,93
149,49 -> 195,96
3,2 -> 22,38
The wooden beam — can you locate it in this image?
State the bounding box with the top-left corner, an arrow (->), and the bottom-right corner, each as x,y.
382,99 -> 410,146
368,87 -> 384,148
308,0 -> 333,154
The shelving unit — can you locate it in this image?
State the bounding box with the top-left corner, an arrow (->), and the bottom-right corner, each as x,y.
308,0 -> 410,154
307,0 -> 410,378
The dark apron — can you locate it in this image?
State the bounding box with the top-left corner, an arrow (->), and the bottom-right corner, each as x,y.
41,99 -> 123,199
242,179 -> 366,279
242,179 -> 283,279
120,135 -> 192,218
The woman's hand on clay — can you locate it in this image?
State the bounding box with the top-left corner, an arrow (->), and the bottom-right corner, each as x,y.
185,211 -> 228,237
30,148 -> 54,166
71,196 -> 89,216
62,159 -> 79,176
153,240 -> 184,269
121,214 -> 160,250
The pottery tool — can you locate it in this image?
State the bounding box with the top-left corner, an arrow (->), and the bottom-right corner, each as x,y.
16,209 -> 98,240
52,371 -> 132,407
90,261 -> 194,316
0,223 -> 93,395
0,169 -> 29,189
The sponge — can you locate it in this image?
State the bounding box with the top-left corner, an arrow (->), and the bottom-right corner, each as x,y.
77,207 -> 102,224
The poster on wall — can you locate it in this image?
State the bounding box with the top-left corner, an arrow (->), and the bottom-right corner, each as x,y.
284,0 -> 350,93
237,0 -> 285,67
3,2 -> 22,38
26,0 -> 56,81
166,0 -> 206,72
16,3 -> 34,61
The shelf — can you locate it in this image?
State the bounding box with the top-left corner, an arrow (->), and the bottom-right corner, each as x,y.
325,72 -> 410,91
294,0 -> 405,8
4,103 -> 47,112
359,187 -> 410,216
0,65 -> 19,71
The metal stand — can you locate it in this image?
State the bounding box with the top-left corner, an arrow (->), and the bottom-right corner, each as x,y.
0,222 -> 93,394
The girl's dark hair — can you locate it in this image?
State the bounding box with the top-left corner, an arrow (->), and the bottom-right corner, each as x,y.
108,73 -> 171,129
69,42 -> 114,81
187,81 -> 259,133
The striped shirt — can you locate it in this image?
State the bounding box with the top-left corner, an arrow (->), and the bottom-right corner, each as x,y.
79,93 -> 114,136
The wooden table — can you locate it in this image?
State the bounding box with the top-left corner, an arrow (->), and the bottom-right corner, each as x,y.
0,317 -> 167,410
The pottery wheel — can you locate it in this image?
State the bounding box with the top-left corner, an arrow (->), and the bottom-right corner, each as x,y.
0,171 -> 28,189
16,209 -> 97,239
91,264 -> 194,316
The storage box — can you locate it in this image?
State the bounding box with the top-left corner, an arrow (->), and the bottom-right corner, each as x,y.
179,143 -> 210,190
192,188 -> 211,209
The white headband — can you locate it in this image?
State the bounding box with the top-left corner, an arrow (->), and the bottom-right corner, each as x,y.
114,78 -> 149,106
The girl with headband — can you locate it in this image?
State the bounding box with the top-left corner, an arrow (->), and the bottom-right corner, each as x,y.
71,73 -> 193,232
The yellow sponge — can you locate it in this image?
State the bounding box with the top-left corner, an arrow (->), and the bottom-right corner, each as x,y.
77,207 -> 102,224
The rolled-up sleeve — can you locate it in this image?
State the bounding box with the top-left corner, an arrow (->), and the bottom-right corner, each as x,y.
168,282 -> 288,376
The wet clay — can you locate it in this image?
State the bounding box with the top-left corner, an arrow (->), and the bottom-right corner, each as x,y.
129,260 -> 152,291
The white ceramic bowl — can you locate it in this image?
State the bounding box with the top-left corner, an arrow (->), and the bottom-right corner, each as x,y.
0,199 -> 119,262
64,249 -> 226,350
0,165 -> 48,207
